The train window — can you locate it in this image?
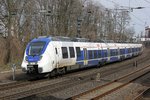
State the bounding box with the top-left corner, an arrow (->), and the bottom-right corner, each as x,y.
76,47 -> 81,58
138,48 -> 141,51
98,50 -> 101,58
123,49 -> 125,54
114,50 -> 117,56
134,48 -> 136,52
28,41 -> 46,56
110,50 -> 113,56
120,49 -> 122,55
110,50 -> 115,56
121,49 -> 123,54
116,50 -> 118,55
61,47 -> 68,58
103,50 -> 107,57
89,50 -> 93,59
110,50 -> 112,56
69,47 -> 75,58
136,48 -> 138,52
55,48 -> 58,54
128,48 -> 131,53
114,50 -> 116,56
94,50 -> 97,58
132,48 -> 134,52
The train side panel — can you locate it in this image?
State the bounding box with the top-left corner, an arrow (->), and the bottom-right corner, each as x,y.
21,36 -> 143,75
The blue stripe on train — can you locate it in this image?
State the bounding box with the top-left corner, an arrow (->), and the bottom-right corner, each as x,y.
76,58 -> 108,66
76,61 -> 84,65
88,60 -> 99,66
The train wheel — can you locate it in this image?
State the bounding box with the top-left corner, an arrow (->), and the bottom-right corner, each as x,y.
58,67 -> 66,75
48,69 -> 56,78
97,62 -> 103,68
62,67 -> 67,74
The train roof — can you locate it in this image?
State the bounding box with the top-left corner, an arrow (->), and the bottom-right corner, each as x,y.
36,36 -> 90,42
35,36 -> 141,44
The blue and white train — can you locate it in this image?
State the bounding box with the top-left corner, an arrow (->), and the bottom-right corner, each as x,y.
21,36 -> 143,76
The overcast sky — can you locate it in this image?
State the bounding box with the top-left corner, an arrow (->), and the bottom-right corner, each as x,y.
94,0 -> 150,36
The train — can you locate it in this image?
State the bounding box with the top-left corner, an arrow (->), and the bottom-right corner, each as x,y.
21,36 -> 143,76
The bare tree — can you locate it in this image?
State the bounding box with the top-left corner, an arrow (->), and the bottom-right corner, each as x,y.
0,0 -> 134,65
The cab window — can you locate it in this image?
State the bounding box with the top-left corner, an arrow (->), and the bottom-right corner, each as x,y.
62,47 -> 68,58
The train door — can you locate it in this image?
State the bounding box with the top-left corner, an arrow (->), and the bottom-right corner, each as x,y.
118,47 -> 120,60
83,48 -> 88,65
55,47 -> 59,68
107,48 -> 110,62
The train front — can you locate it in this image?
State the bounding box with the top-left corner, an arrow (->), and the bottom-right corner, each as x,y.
21,37 -> 51,74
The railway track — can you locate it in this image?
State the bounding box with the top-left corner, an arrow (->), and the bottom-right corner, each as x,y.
0,75 -> 95,99
0,78 -> 50,91
0,52 -> 149,91
0,62 -> 143,100
69,64 -> 150,100
0,50 -> 149,99
1,59 -> 149,100
0,63 -> 138,100
133,88 -> 150,100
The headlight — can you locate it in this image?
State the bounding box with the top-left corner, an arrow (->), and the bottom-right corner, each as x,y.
25,56 -> 28,61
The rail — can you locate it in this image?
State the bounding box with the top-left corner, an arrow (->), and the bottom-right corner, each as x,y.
70,64 -> 150,100
133,88 -> 150,100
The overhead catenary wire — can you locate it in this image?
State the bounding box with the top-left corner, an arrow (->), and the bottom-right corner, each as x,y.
135,0 -> 150,20
105,0 -> 120,6
130,13 -> 146,24
101,0 -> 146,25
131,22 -> 146,27
100,0 -> 149,34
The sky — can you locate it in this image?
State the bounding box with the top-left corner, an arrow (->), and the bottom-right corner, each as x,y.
94,0 -> 150,36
